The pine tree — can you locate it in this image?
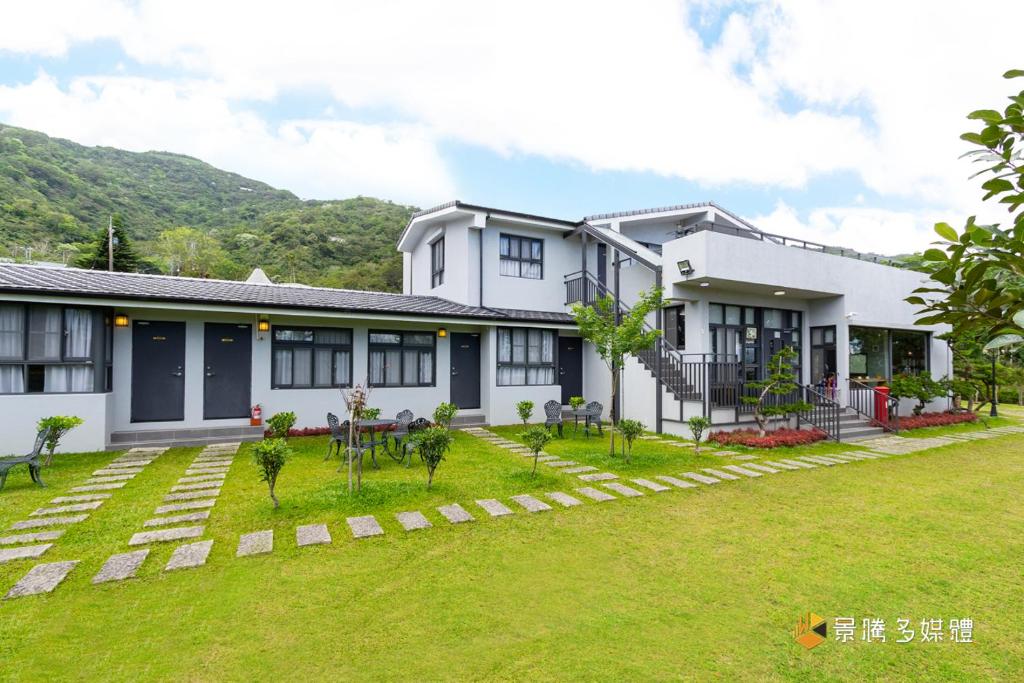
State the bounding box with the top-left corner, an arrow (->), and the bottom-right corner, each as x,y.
75,215 -> 145,272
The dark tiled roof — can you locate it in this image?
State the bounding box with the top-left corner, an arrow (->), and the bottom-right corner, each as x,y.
583,201 -> 766,235
486,307 -> 574,323
0,264 -> 573,324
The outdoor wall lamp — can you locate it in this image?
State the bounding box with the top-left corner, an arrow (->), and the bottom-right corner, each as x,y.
437,327 -> 448,338
676,259 -> 694,276
113,313 -> 129,328
773,290 -> 786,296
257,319 -> 271,333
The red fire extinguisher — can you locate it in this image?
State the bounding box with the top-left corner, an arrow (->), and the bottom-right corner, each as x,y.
251,404 -> 263,427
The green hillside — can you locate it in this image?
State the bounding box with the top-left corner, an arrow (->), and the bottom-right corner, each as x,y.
0,124 -> 416,290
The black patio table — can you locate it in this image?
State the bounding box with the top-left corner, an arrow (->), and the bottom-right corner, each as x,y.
570,409 -> 599,437
352,418 -> 397,468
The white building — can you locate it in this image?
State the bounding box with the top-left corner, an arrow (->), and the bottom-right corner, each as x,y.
0,200 -> 949,452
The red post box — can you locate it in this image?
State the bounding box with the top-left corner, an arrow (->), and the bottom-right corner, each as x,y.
874,386 -> 890,426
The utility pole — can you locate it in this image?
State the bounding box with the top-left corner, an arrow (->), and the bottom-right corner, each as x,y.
107,216 -> 114,272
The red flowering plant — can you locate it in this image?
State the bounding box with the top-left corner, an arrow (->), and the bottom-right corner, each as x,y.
709,428 -> 827,448
897,411 -> 978,430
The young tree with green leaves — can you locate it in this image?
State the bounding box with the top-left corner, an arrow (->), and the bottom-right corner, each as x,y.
571,287 -> 665,455
888,373 -> 948,416
516,400 -> 534,426
687,415 -> 711,454
252,438 -> 290,508
433,402 -> 458,429
742,346 -> 811,437
155,226 -> 228,278
266,411 -> 297,439
410,426 -> 454,488
36,415 -> 84,466
520,425 -> 553,475
617,419 -> 645,463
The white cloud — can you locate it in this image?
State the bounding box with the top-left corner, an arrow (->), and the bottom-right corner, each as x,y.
0,74 -> 455,204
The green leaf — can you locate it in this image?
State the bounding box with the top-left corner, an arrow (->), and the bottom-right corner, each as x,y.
983,334 -> 1024,351
922,248 -> 948,262
934,222 -> 959,241
967,109 -> 1004,123
1014,310 -> 1024,328
1003,69 -> 1024,79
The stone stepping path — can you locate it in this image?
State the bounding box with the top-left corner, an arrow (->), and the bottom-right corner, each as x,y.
797,456 -> 836,467
166,540 -> 213,571
89,471 -> 138,479
578,472 -> 617,482
476,499 -> 514,517
155,499 -> 216,515
0,530 -> 64,545
5,561 -> 78,599
603,482 -> 643,497
397,511 -> 433,530
762,460 -> 801,471
577,487 -> 616,502
655,475 -> 698,489
171,481 -> 223,492
535,455 -> 561,462
237,530 -> 273,556
30,501 -> 104,516
297,524 -> 331,546
806,455 -> 846,465
129,526 -> 205,546
777,458 -> 816,469
71,482 -> 126,492
631,478 -> 670,492
546,492 -> 582,507
164,489 -> 222,502
438,503 -> 474,524
702,468 -> 740,481
721,465 -> 763,478
711,450 -> 740,457
144,511 -> 210,527
51,493 -> 110,504
562,465 -> 598,474
742,463 -> 780,474
11,515 -> 89,530
510,494 -> 552,513
543,460 -> 577,468
348,516 -> 384,538
0,544 -> 53,563
93,550 -> 148,584
681,472 -> 720,485
179,473 -> 227,484
733,454 -> 759,461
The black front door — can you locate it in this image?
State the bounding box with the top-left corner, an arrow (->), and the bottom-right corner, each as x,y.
204,323 -> 252,419
450,332 -> 481,409
131,320 -> 186,423
558,336 -> 583,405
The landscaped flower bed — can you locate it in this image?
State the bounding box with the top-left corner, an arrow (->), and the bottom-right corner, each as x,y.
708,428 -> 827,448
896,411 -> 978,430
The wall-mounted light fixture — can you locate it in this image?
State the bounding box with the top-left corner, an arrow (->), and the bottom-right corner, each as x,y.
677,259 -> 694,276
773,290 -> 786,296
113,313 -> 129,328
699,281 -> 710,288
437,327 -> 448,338
257,319 -> 271,333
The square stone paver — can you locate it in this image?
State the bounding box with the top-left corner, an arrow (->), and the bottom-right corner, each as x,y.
163,489 -> 221,502
143,511 -> 211,527
655,476 -> 698,489
578,472 -> 617,482
576,487 -> 616,502
681,472 -> 720,485
50,494 -> 110,504
0,530 -> 64,546
171,481 -> 223,492
546,492 -> 582,507
297,524 -> 331,546
562,465 -> 598,474
797,456 -> 836,466
542,460 -> 578,468
93,549 -> 149,584
104,460 -> 154,469
165,540 -> 214,571
721,465 -> 763,478
184,468 -> 229,477
71,482 -> 126,492
154,499 -> 216,515
178,474 -> 226,484
4,561 -> 78,599
777,458 -> 816,469
396,511 -> 433,531
11,515 -> 89,530
603,482 -> 644,497
129,526 -> 205,546
631,478 -> 670,492
534,455 -> 561,462
762,460 -> 800,471
733,454 -> 759,461
476,499 -> 514,517
712,450 -> 739,457
0,544 -> 53,564
190,461 -> 233,469
702,468 -> 740,481
30,501 -> 104,516
437,504 -> 474,524
347,515 -> 384,538
91,469 -> 141,477
510,494 -> 553,512
237,530 -> 274,556
743,463 -> 781,474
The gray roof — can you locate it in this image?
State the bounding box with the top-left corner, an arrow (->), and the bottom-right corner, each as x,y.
0,264 -> 574,324
583,201 -> 766,235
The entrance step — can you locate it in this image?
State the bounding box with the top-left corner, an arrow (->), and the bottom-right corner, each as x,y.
450,413 -> 489,429
108,425 -> 264,450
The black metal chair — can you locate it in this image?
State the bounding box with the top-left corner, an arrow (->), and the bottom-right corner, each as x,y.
543,399 -> 563,437
584,401 -> 604,437
0,427 -> 50,492
387,410 -> 415,466
325,413 -> 346,461
402,417 -> 433,463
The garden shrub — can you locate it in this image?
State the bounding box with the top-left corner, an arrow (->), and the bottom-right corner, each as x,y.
709,428 -> 827,448
516,400 -> 534,425
687,416 -> 711,454
410,426 -> 454,488
433,402 -> 458,429
897,411 -> 978,430
252,438 -> 290,508
36,415 -> 84,465
520,424 -> 552,475
569,396 -> 586,411
617,418 -> 645,463
362,407 -> 382,420
266,411 -> 297,439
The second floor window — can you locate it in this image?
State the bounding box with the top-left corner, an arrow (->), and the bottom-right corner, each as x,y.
431,237 -> 445,288
499,234 -> 543,279
272,326 -> 352,389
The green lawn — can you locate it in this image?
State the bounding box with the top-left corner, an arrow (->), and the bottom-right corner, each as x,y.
0,423 -> 1022,680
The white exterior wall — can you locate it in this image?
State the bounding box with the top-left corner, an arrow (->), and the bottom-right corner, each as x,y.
479,221 -> 578,312
0,392 -> 113,453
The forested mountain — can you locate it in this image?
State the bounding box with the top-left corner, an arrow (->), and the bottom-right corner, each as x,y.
0,124 -> 416,290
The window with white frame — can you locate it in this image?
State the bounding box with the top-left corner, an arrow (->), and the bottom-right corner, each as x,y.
496,327 -> 556,385
368,331 -> 435,387
0,303 -> 102,394
271,326 -> 352,389
499,234 -> 543,279
430,236 -> 445,288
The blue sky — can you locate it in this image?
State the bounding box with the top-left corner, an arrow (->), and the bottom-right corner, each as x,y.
0,1 -> 1020,253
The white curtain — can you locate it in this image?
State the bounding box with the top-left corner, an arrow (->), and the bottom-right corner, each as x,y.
512,329 -> 526,363
528,367 -> 555,385
333,350 -> 351,386
0,305 -> 24,359
45,365 -> 68,392
540,331 -> 554,362
385,349 -> 401,385
369,350 -> 385,385
527,330 -> 541,363
0,365 -> 24,393
522,262 -> 542,279
314,348 -> 333,386
29,306 -> 62,360
292,348 -> 312,387
273,349 -> 293,386
402,350 -> 419,385
419,351 -> 433,384
64,309 -> 93,359
499,259 -> 519,277
497,329 -> 512,362
69,365 -> 93,392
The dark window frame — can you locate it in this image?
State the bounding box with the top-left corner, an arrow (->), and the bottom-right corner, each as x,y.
367,330 -> 437,388
495,327 -> 558,386
499,233 -> 544,280
270,325 -> 353,390
430,236 -> 445,288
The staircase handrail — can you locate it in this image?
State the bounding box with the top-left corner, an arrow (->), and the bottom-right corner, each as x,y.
845,377 -> 900,433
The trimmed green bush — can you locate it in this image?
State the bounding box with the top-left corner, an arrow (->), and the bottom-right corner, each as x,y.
252,438 -> 290,508
617,419 -> 645,463
266,411 -> 297,439
410,426 -> 454,488
433,402 -> 458,429
687,416 -> 711,454
516,400 -> 534,425
520,425 -> 553,475
37,415 -> 84,466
